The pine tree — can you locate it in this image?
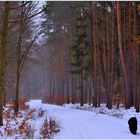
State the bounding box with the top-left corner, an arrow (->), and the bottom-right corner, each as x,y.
70,8 -> 89,106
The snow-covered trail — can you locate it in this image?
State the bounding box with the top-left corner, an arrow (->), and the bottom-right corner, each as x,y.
40,103 -> 140,139
28,100 -> 140,139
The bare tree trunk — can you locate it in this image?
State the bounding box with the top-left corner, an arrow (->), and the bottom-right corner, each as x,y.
70,30 -> 76,104
89,2 -> 94,105
117,2 -> 130,109
65,32 -> 70,104
92,2 -> 97,107
14,3 -> 24,113
52,55 -> 55,103
133,2 -> 139,112
0,2 -> 10,125
127,2 -> 134,107
110,2 -> 115,108
106,2 -> 112,109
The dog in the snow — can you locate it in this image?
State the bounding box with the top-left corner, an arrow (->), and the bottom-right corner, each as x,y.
128,117 -> 138,135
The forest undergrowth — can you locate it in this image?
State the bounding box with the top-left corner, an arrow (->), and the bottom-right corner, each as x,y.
0,98 -> 60,139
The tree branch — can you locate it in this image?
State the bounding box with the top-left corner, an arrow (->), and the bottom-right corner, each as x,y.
19,33 -> 39,74
10,1 -> 31,10
10,8 -> 46,23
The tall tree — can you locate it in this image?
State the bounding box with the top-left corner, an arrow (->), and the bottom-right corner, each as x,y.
70,6 -> 89,106
117,2 -> 130,109
0,1 -> 10,125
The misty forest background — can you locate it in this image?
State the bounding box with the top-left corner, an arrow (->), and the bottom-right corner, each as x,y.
0,1 -> 140,125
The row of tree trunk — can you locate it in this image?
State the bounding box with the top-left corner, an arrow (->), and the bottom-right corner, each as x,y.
44,2 -> 140,112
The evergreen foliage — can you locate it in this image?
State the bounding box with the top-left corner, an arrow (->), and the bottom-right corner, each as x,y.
70,10 -> 89,79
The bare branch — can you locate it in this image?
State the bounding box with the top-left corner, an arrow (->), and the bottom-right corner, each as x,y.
10,1 -> 31,10
19,33 -> 39,74
10,8 -> 46,23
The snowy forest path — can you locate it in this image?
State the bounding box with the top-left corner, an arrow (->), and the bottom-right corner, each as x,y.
40,103 -> 140,139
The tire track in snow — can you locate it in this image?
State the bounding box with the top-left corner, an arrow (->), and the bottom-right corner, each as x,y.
47,108 -> 88,138
42,104 -> 140,139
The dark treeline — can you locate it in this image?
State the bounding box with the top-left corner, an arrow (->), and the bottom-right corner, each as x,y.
41,1 -> 140,111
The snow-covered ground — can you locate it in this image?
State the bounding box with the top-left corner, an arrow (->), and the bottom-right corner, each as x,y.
28,100 -> 140,139
0,100 -> 59,139
1,100 -> 140,139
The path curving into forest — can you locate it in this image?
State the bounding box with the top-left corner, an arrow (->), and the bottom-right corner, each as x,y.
40,103 -> 140,139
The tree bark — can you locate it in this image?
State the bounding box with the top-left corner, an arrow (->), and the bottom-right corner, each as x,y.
0,2 -> 10,125
117,2 -> 130,109
106,2 -> 112,109
92,2 -> 97,107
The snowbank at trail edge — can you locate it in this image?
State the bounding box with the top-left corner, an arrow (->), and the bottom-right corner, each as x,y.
27,101 -> 140,139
